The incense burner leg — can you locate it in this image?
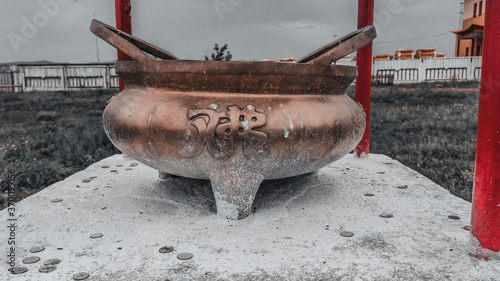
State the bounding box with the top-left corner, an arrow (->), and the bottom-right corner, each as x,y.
158,171 -> 170,179
209,168 -> 264,220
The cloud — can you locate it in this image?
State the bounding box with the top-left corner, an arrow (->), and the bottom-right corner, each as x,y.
0,0 -> 461,63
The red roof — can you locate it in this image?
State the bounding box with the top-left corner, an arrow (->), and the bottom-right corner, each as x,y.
451,24 -> 484,35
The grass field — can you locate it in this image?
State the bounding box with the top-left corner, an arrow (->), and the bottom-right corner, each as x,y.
0,82 -> 480,208
0,90 -> 120,206
350,81 -> 479,202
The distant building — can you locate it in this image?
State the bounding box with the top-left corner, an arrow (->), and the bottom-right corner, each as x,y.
452,0 -> 485,57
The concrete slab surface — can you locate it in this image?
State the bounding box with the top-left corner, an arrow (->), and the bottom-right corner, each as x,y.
2,154 -> 499,280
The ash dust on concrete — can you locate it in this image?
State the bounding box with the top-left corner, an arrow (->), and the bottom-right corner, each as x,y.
1,154 -> 499,280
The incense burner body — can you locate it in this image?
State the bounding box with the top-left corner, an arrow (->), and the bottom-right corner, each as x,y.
91,20 -> 374,219
104,60 -> 364,219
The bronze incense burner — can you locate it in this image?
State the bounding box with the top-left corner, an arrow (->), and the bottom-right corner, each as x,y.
90,20 -> 376,219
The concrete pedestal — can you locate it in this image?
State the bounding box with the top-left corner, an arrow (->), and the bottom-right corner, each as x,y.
2,154 -> 499,280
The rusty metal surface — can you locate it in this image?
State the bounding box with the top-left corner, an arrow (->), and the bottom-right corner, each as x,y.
297,25 -> 376,64
91,20 -> 178,61
90,20 -> 374,219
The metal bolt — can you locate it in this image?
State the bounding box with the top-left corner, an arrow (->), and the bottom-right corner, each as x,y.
340,231 -> 354,237
116,165 -> 123,167
130,163 -> 139,167
90,233 -> 103,239
44,259 -> 61,265
463,226 -> 471,231
22,256 -> 40,264
39,265 -> 57,273
448,215 -> 461,220
396,185 -> 408,189
101,165 -> 109,168
82,178 -> 93,183
51,198 -> 63,203
110,170 -> 118,173
73,272 -> 90,280
177,252 -> 193,260
380,213 -> 393,218
30,246 -> 45,253
11,267 -> 28,274
159,246 -> 174,253
89,176 -> 97,179
364,193 -> 375,197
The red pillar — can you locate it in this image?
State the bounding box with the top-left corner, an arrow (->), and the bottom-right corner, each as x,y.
471,0 -> 500,255
115,0 -> 132,92
354,0 -> 374,157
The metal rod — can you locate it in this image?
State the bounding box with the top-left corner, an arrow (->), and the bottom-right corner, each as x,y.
93,10 -> 100,63
354,0 -> 374,157
471,0 -> 500,256
115,0 -> 132,92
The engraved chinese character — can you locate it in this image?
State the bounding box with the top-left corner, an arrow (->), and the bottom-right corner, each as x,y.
186,105 -> 268,159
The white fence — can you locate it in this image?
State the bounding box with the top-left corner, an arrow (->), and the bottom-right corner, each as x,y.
0,63 -> 119,93
0,58 -> 482,92
337,57 -> 482,84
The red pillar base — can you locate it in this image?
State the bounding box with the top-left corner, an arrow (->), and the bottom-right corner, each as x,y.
471,0 -> 500,257
354,0 -> 374,157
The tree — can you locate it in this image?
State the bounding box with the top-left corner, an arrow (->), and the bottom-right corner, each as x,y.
205,44 -> 232,61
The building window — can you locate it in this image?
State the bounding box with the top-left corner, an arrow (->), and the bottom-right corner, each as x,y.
466,47 -> 469,57
473,3 -> 478,17
479,1 -> 483,16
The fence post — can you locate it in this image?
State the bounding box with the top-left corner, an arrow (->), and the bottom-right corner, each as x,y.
10,70 -> 15,93
21,66 -> 26,93
418,59 -> 426,83
354,0 -> 374,157
115,0 -> 132,92
471,0 -> 500,257
468,57 -> 474,81
62,65 -> 68,90
105,64 -> 110,89
12,65 -> 21,93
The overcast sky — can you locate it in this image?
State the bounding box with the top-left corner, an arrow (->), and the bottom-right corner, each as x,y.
0,0 -> 461,64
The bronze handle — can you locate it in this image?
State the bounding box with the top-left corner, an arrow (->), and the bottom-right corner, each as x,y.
297,25 -> 376,65
89,19 -> 179,62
